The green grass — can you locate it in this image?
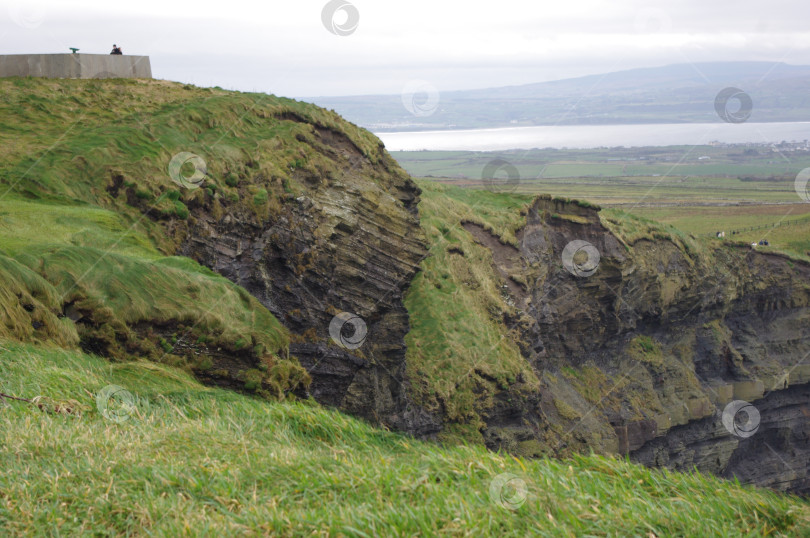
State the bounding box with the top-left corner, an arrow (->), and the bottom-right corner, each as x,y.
629,204 -> 810,261
0,198 -> 160,259
2,340 -> 808,536
0,75 -> 416,400
0,77 -> 389,208
630,204 -> 810,234
404,182 -> 538,440
0,238 -> 307,396
392,148 -> 810,205
541,163 -> 626,177
600,208 -> 706,260
0,190 -> 302,392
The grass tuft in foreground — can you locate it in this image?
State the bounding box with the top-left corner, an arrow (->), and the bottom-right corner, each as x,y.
1,340 -> 808,535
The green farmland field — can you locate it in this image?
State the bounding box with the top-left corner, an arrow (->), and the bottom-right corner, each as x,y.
391,146 -> 810,260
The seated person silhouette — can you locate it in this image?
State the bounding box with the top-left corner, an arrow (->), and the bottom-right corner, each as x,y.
110,45 -> 123,55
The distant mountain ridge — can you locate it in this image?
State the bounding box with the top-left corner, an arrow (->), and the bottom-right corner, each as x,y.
309,61 -> 810,131
457,62 -> 810,98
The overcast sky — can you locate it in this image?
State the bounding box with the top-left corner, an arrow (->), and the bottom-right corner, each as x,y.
2,0 -> 809,98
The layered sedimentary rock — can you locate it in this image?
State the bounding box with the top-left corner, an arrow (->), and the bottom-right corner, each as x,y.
12,76 -> 806,494
465,197 -> 810,493
180,125 -> 440,436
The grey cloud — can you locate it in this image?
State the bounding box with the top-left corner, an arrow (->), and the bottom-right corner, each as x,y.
2,2 -> 808,97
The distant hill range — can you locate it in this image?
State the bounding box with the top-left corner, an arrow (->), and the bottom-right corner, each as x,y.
308,62 -> 810,132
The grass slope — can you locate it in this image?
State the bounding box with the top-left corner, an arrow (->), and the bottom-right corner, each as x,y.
0,195 -> 304,397
2,340 -> 808,536
405,181 -> 539,444
0,76 -> 400,397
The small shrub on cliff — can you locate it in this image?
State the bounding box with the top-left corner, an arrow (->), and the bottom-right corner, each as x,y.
264,360 -> 311,400
135,189 -> 153,201
628,335 -> 664,367
554,398 -> 581,420
242,368 -> 264,391
282,176 -> 294,194
253,188 -> 269,205
194,356 -> 213,371
173,200 -> 189,220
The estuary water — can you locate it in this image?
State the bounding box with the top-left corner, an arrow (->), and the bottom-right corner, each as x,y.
376,122 -> 810,151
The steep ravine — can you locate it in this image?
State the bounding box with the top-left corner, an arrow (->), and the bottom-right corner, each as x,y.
462,197 -> 810,493
180,151 -> 810,493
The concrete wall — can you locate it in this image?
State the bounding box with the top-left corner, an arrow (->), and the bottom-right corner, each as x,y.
0,54 -> 151,79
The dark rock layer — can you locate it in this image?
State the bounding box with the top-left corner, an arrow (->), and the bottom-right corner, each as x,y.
633,382 -> 810,493
179,130 -> 441,436
467,197 -> 810,493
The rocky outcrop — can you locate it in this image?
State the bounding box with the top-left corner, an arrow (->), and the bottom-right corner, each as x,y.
465,196 -> 810,493
179,127 -> 441,436
634,381 -> 810,492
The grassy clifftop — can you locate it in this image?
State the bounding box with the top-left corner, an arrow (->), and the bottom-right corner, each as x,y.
0,77 -> 394,234
0,77 -> 382,397
2,340 -> 808,535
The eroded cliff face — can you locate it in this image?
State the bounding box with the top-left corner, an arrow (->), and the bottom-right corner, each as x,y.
180,158 -> 809,491
179,125 -> 440,436
14,78 -> 805,493
464,197 -> 810,493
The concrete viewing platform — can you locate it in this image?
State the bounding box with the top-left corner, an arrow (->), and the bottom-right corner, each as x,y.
0,54 -> 151,79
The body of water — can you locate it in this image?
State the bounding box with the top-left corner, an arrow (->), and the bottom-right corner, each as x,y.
376,122 -> 810,151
